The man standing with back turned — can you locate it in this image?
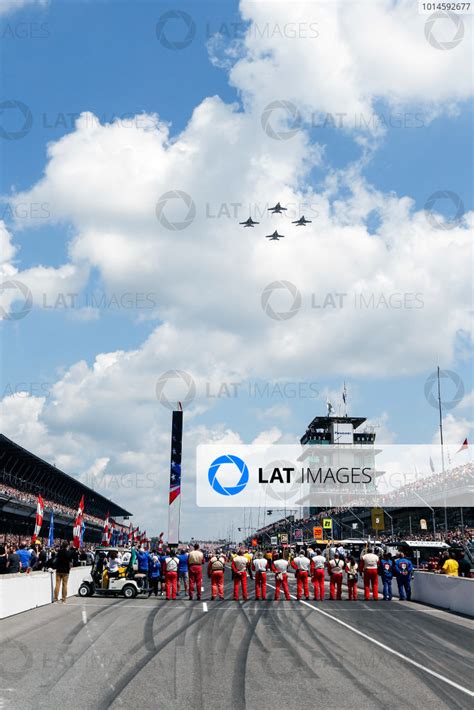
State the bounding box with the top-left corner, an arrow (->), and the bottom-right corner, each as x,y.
54,541 -> 72,603
188,543 -> 204,600
232,548 -> 249,600
291,551 -> 311,600
361,547 -> 379,601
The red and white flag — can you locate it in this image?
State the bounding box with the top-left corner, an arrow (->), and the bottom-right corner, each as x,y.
457,438 -> 469,453
72,495 -> 85,549
102,512 -> 110,545
31,494 -> 44,543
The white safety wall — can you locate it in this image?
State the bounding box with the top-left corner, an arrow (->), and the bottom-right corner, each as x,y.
412,571 -> 474,617
0,566 -> 92,619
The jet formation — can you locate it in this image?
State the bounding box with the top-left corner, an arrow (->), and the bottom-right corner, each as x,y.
239,202 -> 311,241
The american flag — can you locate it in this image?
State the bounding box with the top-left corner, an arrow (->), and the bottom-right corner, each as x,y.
169,458 -> 181,504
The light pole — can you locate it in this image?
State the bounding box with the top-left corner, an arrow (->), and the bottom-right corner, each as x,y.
413,491 -> 436,537
381,508 -> 394,537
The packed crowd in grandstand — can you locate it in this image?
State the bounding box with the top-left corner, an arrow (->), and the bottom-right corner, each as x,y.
0,482 -> 105,527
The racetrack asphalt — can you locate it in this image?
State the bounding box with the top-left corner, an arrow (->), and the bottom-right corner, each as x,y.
1,570 -> 473,710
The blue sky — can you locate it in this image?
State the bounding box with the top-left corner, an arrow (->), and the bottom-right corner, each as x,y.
0,0 -> 472,535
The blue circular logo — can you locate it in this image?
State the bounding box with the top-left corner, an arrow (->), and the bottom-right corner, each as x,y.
208,455 -> 249,496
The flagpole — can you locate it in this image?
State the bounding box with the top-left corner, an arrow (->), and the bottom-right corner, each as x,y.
437,367 -> 449,531
167,404 -> 183,547
437,366 -> 445,473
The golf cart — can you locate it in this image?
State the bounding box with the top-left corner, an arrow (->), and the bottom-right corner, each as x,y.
77,546 -> 148,599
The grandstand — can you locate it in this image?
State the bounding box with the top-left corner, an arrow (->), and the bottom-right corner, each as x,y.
249,409 -> 473,547
0,434 -> 131,543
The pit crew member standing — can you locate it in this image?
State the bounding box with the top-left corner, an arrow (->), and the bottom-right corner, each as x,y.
232,550 -> 249,600
394,553 -> 413,601
163,551 -> 180,600
188,543 -> 204,600
327,553 -> 344,600
252,552 -> 268,600
208,550 -> 226,600
310,549 -> 326,601
345,556 -> 359,600
272,552 -> 291,601
379,552 -> 394,601
291,551 -> 310,600
361,548 -> 379,600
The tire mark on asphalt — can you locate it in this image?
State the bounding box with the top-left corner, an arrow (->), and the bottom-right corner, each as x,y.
275,599 -> 393,706
230,604 -> 265,710
48,601 -> 131,689
102,609 -> 212,708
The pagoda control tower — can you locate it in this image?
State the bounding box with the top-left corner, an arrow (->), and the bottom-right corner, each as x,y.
300,414 -> 377,516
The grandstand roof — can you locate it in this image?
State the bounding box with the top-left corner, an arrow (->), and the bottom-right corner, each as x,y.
0,434 -> 131,518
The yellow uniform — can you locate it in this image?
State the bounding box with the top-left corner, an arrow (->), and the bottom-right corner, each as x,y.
442,559 -> 459,576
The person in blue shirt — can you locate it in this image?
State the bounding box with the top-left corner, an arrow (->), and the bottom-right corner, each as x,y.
177,549 -> 189,597
148,550 -> 161,597
16,544 -> 32,572
394,553 -> 413,600
379,552 -> 394,600
136,548 -> 150,591
137,548 -> 149,572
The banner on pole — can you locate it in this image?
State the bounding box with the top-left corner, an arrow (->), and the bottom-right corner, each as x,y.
270,535 -> 278,545
371,507 -> 384,531
168,409 -> 183,545
323,518 -> 332,530
72,495 -> 85,549
32,494 -> 44,543
313,526 -> 323,539
294,528 -> 303,540
48,511 -> 54,548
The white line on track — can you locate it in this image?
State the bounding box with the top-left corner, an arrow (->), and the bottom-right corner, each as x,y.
265,581 -> 474,698
81,610 -> 87,624
203,602 -> 208,612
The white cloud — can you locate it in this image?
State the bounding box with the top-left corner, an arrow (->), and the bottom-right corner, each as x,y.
231,0 -> 472,128
0,0 -> 48,17
6,106 -> 472,379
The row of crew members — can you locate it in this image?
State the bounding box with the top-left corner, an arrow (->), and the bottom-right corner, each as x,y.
215,548 -> 414,601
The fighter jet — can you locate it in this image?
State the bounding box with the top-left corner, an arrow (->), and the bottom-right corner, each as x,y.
239,217 -> 260,227
292,215 -> 312,226
268,202 -> 287,214
265,231 -> 285,241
